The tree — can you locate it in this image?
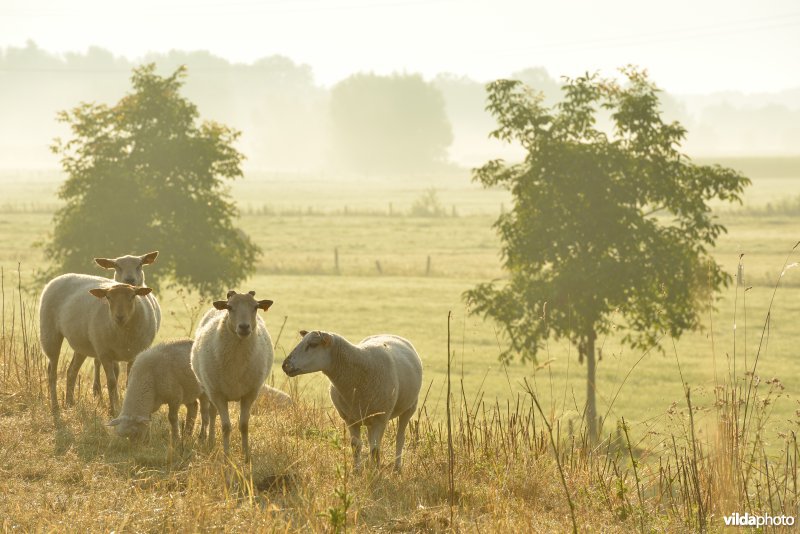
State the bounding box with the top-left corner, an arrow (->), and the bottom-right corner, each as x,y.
329,73 -> 453,173
44,64 -> 260,296
464,68 -> 750,441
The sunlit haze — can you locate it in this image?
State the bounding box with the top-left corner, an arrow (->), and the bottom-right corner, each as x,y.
2,0 -> 799,92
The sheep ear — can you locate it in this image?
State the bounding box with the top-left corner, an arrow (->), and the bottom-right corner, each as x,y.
213,300 -> 229,311
135,287 -> 152,296
107,418 -> 122,427
257,299 -> 273,311
94,258 -> 117,270
299,330 -> 309,337
321,332 -> 332,346
89,288 -> 108,299
226,290 -> 236,298
140,251 -> 158,265
248,290 -> 256,296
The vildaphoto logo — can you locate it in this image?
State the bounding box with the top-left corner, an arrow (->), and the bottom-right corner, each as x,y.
723,512 -> 795,527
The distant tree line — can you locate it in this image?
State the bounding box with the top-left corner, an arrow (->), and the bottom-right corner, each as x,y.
2,42 -> 798,172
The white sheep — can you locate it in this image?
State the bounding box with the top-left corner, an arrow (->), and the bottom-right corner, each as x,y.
39,276 -> 159,416
108,338 -> 209,446
190,290 -> 276,463
282,330 -> 423,471
79,251 -> 161,396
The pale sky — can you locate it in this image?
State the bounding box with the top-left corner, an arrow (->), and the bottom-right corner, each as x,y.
1,0 -> 799,93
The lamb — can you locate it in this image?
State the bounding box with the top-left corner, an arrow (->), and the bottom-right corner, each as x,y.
108,338 -> 209,446
282,330 -> 423,471
78,251 -> 161,396
39,276 -> 159,416
190,290 -> 276,463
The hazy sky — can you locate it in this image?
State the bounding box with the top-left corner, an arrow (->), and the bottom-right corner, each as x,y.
2,0 -> 799,93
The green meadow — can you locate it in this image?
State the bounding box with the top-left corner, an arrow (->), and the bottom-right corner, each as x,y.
1,160 -> 799,445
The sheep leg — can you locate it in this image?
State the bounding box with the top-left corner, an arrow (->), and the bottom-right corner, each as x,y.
199,395 -> 210,442
209,394 -> 232,458
239,391 -> 258,464
348,424 -> 363,471
42,331 -> 64,415
394,404 -> 416,471
92,359 -> 102,397
207,401 -> 218,448
99,356 -> 120,415
366,420 -> 387,468
65,351 -> 88,406
184,399 -> 198,441
168,402 -> 180,447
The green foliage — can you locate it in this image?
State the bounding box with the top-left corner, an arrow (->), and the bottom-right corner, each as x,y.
44,64 -> 260,295
330,73 -> 453,173
465,67 -> 750,362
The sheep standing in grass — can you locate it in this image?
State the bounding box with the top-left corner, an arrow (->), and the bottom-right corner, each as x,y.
39,277 -> 159,416
108,338 -> 209,445
191,290 -> 275,463
282,330 -> 423,471
79,251 -> 161,396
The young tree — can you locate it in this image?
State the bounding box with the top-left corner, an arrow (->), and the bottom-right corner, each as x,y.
464,68 -> 750,441
329,73 -> 453,173
43,64 -> 260,296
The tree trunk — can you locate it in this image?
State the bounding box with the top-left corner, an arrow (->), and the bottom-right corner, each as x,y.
586,329 -> 598,443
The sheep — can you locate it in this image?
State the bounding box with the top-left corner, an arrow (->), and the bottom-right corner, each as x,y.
282,330 -> 423,471
39,277 -> 159,416
77,251 -> 161,397
190,290 -> 276,463
108,338 -> 209,446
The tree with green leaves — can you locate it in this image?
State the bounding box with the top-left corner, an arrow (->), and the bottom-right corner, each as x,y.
44,64 -> 260,295
464,68 -> 750,441
329,73 -> 453,173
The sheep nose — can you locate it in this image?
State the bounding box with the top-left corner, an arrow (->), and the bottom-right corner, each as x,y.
237,324 -> 251,336
124,277 -> 136,285
115,314 -> 126,323
281,360 -> 292,373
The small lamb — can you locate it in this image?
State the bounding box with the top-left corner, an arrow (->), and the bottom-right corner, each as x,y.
282,330 -> 423,471
39,277 -> 159,416
82,251 -> 161,396
190,290 -> 276,463
108,338 -> 209,445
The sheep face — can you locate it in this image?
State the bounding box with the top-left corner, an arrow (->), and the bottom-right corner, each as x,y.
282,330 -> 333,376
89,284 -> 153,326
107,414 -> 149,440
212,290 -> 273,339
95,251 -> 158,286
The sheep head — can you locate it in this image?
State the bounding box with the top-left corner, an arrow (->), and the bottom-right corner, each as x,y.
107,414 -> 150,441
212,290 -> 273,339
282,330 -> 333,376
95,251 -> 159,286
89,284 -> 153,326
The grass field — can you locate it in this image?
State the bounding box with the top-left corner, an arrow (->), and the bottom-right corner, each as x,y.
1,162 -> 799,531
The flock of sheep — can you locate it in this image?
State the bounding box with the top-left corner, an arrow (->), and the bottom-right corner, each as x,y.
38,251 -> 424,471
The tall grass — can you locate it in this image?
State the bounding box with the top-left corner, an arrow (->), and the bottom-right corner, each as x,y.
0,261 -> 798,531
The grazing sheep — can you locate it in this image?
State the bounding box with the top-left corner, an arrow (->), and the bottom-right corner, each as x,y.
282,330 -> 423,471
108,338 -> 209,445
260,385 -> 293,407
190,290 -> 275,462
80,251 -> 161,396
39,277 -> 159,416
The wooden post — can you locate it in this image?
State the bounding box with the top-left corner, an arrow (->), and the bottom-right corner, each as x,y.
375,260 -> 383,275
334,248 -> 340,274
426,255 -> 431,276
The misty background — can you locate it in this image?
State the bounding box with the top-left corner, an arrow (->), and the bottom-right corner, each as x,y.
2,41 -> 799,173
